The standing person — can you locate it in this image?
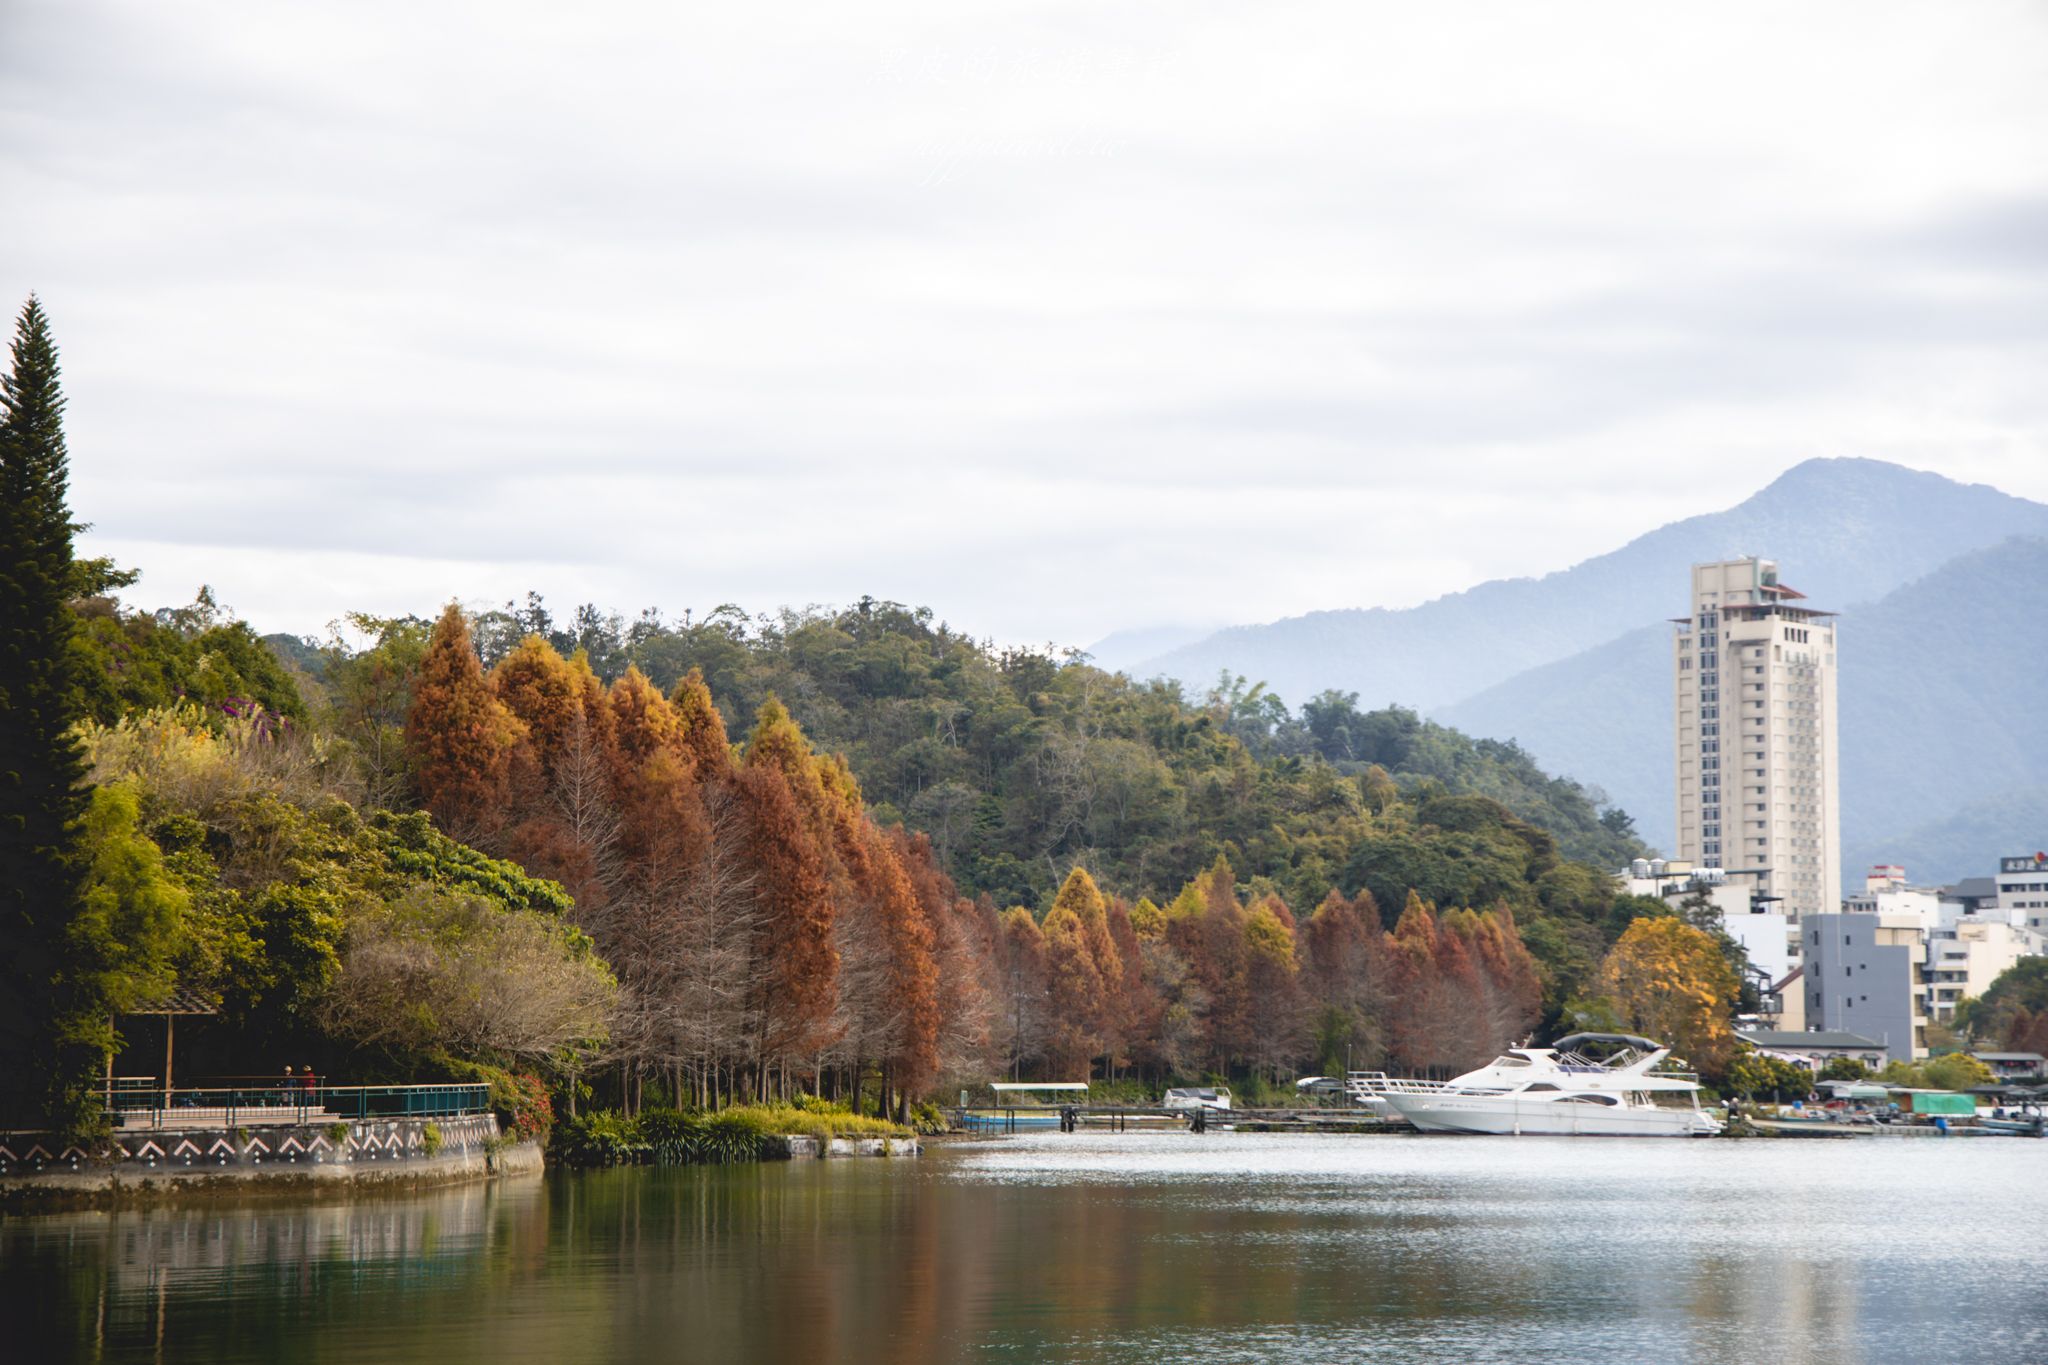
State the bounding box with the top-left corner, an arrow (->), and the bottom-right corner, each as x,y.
280,1065 -> 294,1105
301,1066 -> 318,1104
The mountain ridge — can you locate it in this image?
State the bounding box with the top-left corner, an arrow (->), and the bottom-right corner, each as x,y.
1437,535 -> 2048,884
1124,458 -> 2048,715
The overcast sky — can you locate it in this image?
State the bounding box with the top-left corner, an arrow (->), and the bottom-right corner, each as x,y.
4,2 -> 2045,648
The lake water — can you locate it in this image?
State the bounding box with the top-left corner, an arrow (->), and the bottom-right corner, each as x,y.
9,1132 -> 2046,1363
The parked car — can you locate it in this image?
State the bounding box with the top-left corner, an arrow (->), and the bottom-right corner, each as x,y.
1163,1086 -> 1232,1112
1294,1076 -> 1345,1098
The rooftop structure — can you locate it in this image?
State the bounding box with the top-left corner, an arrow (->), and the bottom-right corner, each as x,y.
1997,852 -> 2048,936
1736,1028 -> 1886,1052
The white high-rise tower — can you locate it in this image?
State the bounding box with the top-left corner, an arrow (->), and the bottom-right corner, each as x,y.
1673,558 -> 1841,920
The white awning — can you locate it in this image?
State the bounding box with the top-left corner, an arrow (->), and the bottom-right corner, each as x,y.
989,1082 -> 1090,1093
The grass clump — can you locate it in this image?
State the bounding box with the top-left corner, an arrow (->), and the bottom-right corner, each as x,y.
551,1100 -> 911,1167
737,1101 -> 907,1144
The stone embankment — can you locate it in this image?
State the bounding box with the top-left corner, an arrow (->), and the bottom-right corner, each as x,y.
760,1135 -> 920,1159
1,1113 -> 541,1207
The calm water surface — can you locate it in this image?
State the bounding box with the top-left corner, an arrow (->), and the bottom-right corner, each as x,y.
8,1132 -> 2045,1364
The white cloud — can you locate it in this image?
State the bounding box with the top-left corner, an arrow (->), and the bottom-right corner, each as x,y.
4,0 -> 2044,644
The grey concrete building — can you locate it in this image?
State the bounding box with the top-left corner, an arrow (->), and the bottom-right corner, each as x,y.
1802,911 -> 1926,1064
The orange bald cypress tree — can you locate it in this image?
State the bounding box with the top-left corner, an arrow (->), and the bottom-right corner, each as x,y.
744,697 -> 821,812
1048,868 -> 1129,1072
1166,858 -> 1253,1073
604,668 -> 703,877
608,666 -> 688,779
1303,889 -> 1391,1071
1242,893 -> 1306,1080
827,756 -> 939,1112
997,905 -> 1051,1076
406,604 -> 528,843
1451,902 -> 1542,1061
670,667 -> 734,779
1385,892 -> 1459,1076
1104,896 -> 1155,1079
892,827 -> 996,1082
600,665 -> 715,1104
491,638 -> 618,914
493,636 -> 584,777
1042,899 -> 1105,1079
731,761 -> 838,1071
745,703 -> 943,1112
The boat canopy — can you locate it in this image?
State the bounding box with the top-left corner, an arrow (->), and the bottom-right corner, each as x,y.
1550,1032 -> 1664,1055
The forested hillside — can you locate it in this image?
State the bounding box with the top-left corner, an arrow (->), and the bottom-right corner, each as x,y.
23,560 -> 1671,1133
273,594 -> 1647,912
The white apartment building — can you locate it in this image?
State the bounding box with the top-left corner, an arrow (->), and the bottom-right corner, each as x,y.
1997,852 -> 2048,935
1924,919 -> 2044,1024
1673,558 -> 1842,922
1843,866 -> 1943,930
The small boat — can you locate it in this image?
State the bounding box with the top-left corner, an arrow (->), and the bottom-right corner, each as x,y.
1162,1086 -> 1232,1113
1976,1115 -> 2045,1137
1357,1033 -> 1721,1137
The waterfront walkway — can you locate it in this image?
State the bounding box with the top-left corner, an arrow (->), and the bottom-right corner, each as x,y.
100,1081 -> 491,1133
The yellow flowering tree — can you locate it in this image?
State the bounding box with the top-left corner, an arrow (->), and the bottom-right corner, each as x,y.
1598,916 -> 1740,1076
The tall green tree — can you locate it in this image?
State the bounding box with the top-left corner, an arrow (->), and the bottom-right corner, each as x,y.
0,296 -> 98,1129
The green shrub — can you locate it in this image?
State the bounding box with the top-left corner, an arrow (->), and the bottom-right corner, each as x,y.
636,1108 -> 703,1165
551,1111 -> 646,1166
421,1122 -> 443,1156
326,1121 -> 351,1144
435,1059 -> 555,1142
698,1110 -> 766,1164
494,1072 -> 553,1142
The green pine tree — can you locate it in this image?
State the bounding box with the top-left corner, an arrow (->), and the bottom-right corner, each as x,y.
0,295 -> 98,1132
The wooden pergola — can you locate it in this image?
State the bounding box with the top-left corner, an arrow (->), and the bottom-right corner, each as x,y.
119,985 -> 221,1108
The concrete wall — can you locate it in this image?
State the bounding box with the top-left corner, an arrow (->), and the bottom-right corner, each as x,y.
1,1113 -> 541,1204
759,1134 -> 920,1160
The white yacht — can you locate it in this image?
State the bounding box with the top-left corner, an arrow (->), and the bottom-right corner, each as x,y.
1352,1033 -> 1721,1137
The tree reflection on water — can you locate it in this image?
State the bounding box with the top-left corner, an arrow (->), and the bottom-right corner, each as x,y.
7,1135 -> 2047,1364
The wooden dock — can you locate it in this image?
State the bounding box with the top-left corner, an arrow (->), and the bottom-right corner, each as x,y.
954,1105 -> 1413,1135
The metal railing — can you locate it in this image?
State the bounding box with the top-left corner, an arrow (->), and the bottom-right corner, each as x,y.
101,1081 -> 491,1129
1347,1070 -> 1450,1096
